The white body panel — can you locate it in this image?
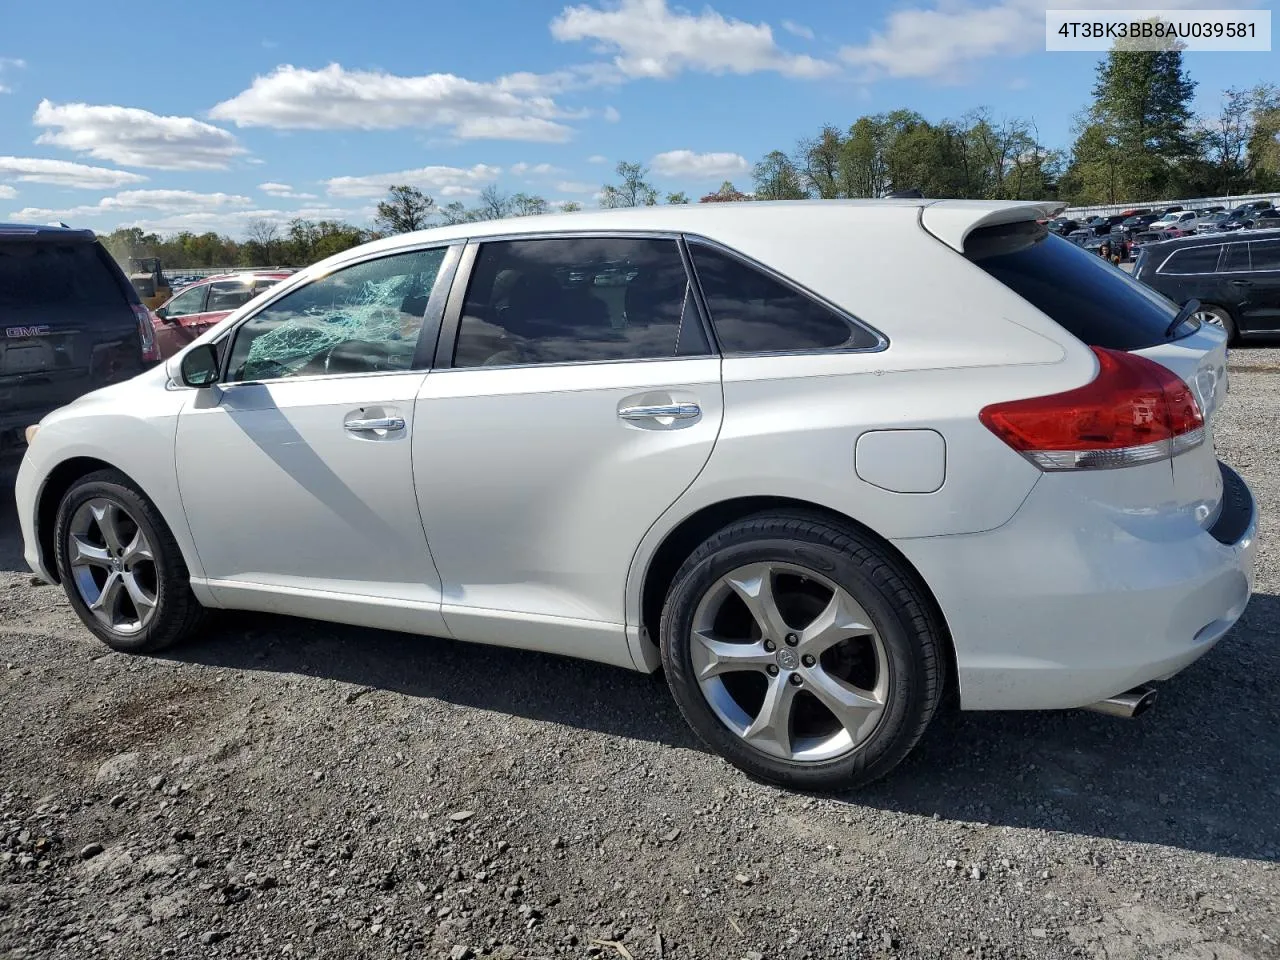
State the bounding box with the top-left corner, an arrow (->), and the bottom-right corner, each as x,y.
14,199 -> 1256,714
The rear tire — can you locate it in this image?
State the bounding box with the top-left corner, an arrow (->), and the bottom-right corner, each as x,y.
660,511 -> 945,791
1194,304 -> 1237,343
53,469 -> 206,654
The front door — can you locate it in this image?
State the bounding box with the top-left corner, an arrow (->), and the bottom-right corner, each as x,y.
412,235 -> 723,666
175,244 -> 458,634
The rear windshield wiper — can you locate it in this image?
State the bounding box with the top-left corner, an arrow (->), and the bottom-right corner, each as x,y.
1165,298 -> 1200,339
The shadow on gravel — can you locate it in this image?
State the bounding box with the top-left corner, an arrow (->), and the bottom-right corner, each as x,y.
164,611 -> 703,751
167,594 -> 1280,863
852,593 -> 1280,863
0,460 -> 29,574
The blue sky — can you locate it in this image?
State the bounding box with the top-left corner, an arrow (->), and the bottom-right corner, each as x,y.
0,0 -> 1274,237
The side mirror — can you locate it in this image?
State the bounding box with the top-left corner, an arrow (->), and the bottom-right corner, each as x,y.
180,344 -> 219,388
155,306 -> 170,321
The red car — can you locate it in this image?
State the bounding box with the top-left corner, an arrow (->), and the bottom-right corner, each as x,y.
151,271 -> 292,359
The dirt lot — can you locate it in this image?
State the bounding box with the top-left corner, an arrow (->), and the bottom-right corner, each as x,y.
2,351 -> 1278,960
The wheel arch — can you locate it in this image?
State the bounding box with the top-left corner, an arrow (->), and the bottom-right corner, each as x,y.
35,457 -> 177,585
634,495 -> 958,701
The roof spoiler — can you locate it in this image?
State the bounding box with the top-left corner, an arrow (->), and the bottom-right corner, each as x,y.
921,200 -> 1067,253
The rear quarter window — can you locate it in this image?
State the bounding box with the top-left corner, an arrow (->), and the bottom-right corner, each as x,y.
964,220 -> 1181,351
1252,239 -> 1280,271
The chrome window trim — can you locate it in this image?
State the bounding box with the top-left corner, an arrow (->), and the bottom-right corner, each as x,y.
214,241 -> 463,386
1154,243 -> 1225,277
683,234 -> 889,355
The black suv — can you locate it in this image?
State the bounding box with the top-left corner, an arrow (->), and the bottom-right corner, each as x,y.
1133,229 -> 1280,342
0,223 -> 156,451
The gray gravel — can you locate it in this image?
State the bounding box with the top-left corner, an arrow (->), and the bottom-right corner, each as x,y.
2,348 -> 1279,960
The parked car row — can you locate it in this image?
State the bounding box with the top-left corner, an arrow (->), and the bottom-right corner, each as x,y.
1050,200 -> 1278,261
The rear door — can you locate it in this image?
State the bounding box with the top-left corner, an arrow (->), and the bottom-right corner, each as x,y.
413,234 -> 722,664
0,232 -> 142,433
1241,237 -> 1280,331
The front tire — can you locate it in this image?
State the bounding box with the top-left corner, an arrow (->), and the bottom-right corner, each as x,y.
660,512 -> 945,791
53,469 -> 206,654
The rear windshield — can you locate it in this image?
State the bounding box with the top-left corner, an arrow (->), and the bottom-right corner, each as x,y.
964,220 -> 1182,350
0,240 -> 131,322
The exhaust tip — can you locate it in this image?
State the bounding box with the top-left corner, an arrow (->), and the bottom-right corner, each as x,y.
1083,684 -> 1158,719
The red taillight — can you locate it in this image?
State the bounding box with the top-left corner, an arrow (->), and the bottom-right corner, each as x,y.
979,346 -> 1205,471
132,304 -> 160,363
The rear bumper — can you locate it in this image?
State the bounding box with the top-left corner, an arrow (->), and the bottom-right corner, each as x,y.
896,460 -> 1256,711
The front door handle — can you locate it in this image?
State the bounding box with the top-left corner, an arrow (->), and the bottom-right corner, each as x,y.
345,416 -> 406,433
618,402 -> 701,421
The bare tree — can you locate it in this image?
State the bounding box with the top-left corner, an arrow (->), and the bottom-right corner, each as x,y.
374,185 -> 435,234
245,218 -> 280,263
475,185 -> 514,221
512,193 -> 549,217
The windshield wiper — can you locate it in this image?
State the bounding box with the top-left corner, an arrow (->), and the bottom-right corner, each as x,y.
1165,298 -> 1200,339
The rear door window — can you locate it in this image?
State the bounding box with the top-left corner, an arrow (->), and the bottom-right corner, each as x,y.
1251,239 -> 1280,271
1159,246 -> 1223,275
964,220 -> 1181,351
164,284 -> 208,317
688,243 -> 879,354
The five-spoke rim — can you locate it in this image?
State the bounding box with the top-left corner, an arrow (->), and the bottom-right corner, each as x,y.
1193,309 -> 1223,328
67,498 -> 158,635
690,561 -> 890,763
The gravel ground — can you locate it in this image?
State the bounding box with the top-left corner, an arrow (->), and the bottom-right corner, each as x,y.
2,349 -> 1279,960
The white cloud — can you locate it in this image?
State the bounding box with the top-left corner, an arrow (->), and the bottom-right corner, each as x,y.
650,149 -> 749,179
0,57 -> 24,94
587,154 -> 608,164
839,0 -> 1254,80
0,184 -> 15,199
11,190 -> 255,223
550,0 -> 838,79
510,162 -> 564,177
555,180 -> 598,193
33,100 -> 247,171
453,115 -> 573,142
211,63 -> 578,142
781,20 -> 815,40
0,156 -> 149,190
602,105 -> 621,123
258,181 -> 318,199
324,163 -> 502,199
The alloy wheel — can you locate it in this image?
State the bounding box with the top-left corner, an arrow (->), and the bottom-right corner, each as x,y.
689,561 -> 890,762
67,498 -> 158,635
1193,309 -> 1224,328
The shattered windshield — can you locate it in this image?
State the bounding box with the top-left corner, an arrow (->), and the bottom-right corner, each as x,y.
227,248 -> 447,382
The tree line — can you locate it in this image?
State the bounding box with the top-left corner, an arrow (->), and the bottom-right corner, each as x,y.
99,45 -> 1280,270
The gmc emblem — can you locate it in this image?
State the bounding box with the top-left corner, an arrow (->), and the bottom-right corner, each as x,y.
5,325 -> 51,338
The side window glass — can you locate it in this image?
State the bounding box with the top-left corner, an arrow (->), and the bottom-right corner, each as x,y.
1160,246 -> 1222,275
165,285 -> 207,317
225,247 -> 447,382
206,280 -> 257,312
1220,243 -> 1250,273
1251,239 -> 1280,271
452,237 -> 707,367
689,243 -> 879,354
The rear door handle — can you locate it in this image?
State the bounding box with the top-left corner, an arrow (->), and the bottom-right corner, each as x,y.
345,416 -> 406,432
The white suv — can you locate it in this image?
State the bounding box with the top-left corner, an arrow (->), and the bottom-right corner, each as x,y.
15,200 -> 1256,789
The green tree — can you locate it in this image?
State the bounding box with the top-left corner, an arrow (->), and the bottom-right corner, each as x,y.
374,185 -> 434,234
600,161 -> 657,207
512,193 -> 549,217
752,151 -> 807,200
665,191 -> 690,204
560,200 -> 583,213
797,125 -> 844,198
1065,42 -> 1196,201
437,201 -> 473,225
